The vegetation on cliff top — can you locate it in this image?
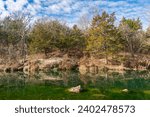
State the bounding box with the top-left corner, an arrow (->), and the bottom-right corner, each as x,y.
0,11 -> 150,65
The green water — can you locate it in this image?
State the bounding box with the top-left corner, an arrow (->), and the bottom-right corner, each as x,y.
0,70 -> 150,100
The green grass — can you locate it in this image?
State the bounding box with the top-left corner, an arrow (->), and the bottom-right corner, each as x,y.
0,70 -> 150,100
0,84 -> 149,100
0,84 -> 105,100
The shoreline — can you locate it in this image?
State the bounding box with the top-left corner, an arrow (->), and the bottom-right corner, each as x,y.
0,54 -> 149,74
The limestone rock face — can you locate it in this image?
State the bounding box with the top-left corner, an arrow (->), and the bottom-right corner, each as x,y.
11,63 -> 24,71
0,65 -> 4,72
68,85 -> 81,93
28,61 -> 38,73
23,60 -> 39,74
123,57 -> 150,70
23,58 -> 63,74
79,65 -> 88,74
3,63 -> 24,73
89,64 -> 98,74
38,58 -> 63,70
59,57 -> 78,70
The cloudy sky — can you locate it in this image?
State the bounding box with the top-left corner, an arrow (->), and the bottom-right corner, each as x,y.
0,0 -> 150,30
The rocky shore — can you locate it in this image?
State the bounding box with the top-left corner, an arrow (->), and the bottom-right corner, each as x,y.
0,54 -> 78,74
79,56 -> 150,74
0,54 -> 150,75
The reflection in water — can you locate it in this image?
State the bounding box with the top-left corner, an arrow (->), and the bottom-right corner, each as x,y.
0,70 -> 150,99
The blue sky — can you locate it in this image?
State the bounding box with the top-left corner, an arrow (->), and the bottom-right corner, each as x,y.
0,0 -> 150,30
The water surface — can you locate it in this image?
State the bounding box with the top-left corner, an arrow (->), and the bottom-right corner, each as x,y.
0,70 -> 150,100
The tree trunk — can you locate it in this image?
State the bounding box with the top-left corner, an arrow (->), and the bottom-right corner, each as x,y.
105,54 -> 108,64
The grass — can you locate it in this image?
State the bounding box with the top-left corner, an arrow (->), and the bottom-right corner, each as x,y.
0,84 -> 149,100
0,70 -> 149,100
0,84 -> 106,100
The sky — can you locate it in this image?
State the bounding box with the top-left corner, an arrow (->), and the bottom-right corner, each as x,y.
0,0 -> 150,30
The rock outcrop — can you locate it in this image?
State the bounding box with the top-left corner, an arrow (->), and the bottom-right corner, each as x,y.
22,56 -> 78,74
23,58 -> 63,74
78,56 -> 150,75
2,63 -> 24,73
59,57 -> 78,70
38,58 -> 63,71
0,53 -> 149,74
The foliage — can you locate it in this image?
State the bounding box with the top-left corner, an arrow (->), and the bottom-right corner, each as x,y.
0,11 -> 149,63
29,20 -> 85,56
119,17 -> 146,57
86,11 -> 121,62
61,25 -> 85,51
0,13 -> 30,63
29,20 -> 65,55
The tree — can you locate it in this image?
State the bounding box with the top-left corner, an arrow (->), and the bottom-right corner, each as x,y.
78,14 -> 90,31
119,17 -> 146,57
87,11 -> 121,64
71,25 -> 86,50
0,12 -> 30,63
62,25 -> 85,50
146,26 -> 150,41
66,25 -> 86,57
29,19 -> 66,56
144,26 -> 150,54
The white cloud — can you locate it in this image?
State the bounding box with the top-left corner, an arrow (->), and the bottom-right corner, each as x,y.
0,0 -> 5,11
25,4 -> 37,16
5,0 -> 28,12
0,11 -> 9,18
34,0 -> 41,4
0,1 -> 8,18
46,0 -> 74,14
0,0 -> 149,29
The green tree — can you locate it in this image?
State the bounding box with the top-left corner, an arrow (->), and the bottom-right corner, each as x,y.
61,25 -> 85,52
87,11 -> 121,64
71,25 -> 86,50
29,20 -> 66,56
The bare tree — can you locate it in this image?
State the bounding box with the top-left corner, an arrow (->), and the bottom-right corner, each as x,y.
0,11 -> 31,64
78,13 -> 90,31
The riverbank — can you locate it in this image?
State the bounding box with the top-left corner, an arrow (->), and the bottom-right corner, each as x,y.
0,52 -> 150,74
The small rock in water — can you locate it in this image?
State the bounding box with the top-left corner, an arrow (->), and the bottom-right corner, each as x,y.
122,89 -> 128,93
68,85 -> 81,93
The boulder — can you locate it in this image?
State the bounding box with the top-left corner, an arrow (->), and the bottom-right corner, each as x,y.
122,89 -> 128,93
68,85 -> 81,93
